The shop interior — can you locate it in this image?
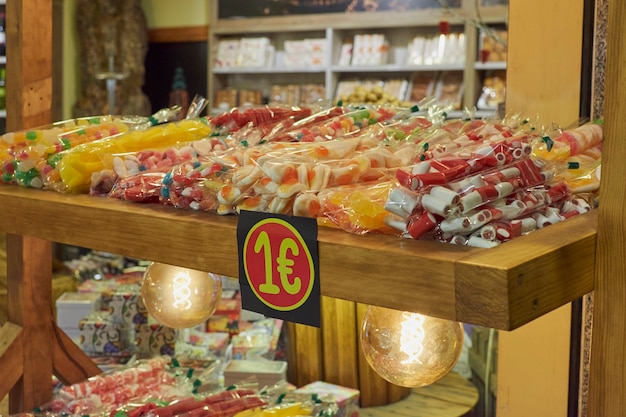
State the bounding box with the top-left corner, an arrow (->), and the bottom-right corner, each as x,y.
0,0 -> 616,416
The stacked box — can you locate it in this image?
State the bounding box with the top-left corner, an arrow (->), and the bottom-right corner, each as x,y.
237,37 -> 272,67
351,34 -> 388,66
177,329 -> 230,358
207,290 -> 241,335
135,319 -> 177,357
106,284 -> 148,327
79,311 -> 132,355
304,38 -> 326,67
215,39 -> 241,68
56,292 -> 101,339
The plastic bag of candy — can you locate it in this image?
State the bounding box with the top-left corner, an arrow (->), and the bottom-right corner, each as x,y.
57,118 -> 212,193
0,115 -> 130,189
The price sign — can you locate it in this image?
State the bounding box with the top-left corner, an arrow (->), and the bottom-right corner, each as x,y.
237,210 -> 320,327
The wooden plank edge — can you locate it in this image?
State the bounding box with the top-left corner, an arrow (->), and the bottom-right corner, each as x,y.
212,11 -> 466,34
455,210 -> 598,330
51,322 -> 101,386
0,187 -> 598,330
148,25 -> 209,43
0,322 -> 24,401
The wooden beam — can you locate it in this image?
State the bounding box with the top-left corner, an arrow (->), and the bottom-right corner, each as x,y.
7,234 -> 54,414
588,0 -> 626,414
148,26 -> 208,43
52,322 -> 102,386
5,0 -> 54,412
0,323 -> 24,402
6,0 -> 52,132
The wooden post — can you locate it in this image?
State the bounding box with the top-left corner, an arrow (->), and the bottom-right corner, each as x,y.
1,0 -> 101,412
499,0 -> 583,416
587,0 -> 626,415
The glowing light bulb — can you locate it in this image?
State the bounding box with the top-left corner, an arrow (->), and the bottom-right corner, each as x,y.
141,262 -> 222,329
360,305 -> 464,388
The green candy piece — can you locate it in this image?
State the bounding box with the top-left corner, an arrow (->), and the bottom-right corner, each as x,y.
61,137 -> 71,150
26,131 -> 38,140
542,136 -> 554,152
48,153 -> 63,168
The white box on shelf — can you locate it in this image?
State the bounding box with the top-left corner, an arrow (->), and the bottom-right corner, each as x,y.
215,39 -> 240,68
223,359 -> 287,387
305,38 -> 327,67
56,291 -> 101,330
237,37 -> 271,68
337,42 -> 353,66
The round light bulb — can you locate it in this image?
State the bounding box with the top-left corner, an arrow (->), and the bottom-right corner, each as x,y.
141,263 -> 222,329
360,305 -> 464,388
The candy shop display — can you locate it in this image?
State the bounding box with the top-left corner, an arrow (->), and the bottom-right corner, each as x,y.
0,104 -> 603,250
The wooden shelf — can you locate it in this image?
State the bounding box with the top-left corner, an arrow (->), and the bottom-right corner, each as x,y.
474,61 -> 507,70
331,63 -> 466,73
0,186 -> 596,331
213,66 -> 326,74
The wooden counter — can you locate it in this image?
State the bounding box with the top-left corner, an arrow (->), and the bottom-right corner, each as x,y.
0,186 -> 597,331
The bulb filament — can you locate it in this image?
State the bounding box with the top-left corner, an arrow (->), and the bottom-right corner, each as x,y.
172,270 -> 192,310
400,312 -> 425,364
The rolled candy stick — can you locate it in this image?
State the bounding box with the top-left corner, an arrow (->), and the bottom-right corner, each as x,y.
466,208 -> 495,232
492,220 -> 523,242
477,224 -> 497,241
562,197 -> 592,214
421,193 -> 451,217
481,167 -> 521,185
467,235 -> 500,248
546,182 -> 570,203
384,214 -> 409,233
439,215 -> 471,234
407,211 -> 439,239
384,187 -> 420,219
448,234 -> 468,245
514,158 -> 544,187
543,206 -> 565,224
533,212 -> 552,228
490,199 -> 526,219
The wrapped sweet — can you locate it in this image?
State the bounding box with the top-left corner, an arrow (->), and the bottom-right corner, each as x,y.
382,120 -> 602,247
57,118 -> 212,193
0,115 -> 129,189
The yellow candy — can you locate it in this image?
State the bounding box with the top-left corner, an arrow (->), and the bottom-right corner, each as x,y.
347,191 -> 388,231
58,118 -> 211,193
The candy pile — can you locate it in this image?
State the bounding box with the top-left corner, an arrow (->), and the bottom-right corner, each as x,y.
0,116 -> 129,190
22,356 -> 352,417
0,104 -> 602,247
58,118 -> 213,194
379,121 -> 601,246
42,357 -> 177,415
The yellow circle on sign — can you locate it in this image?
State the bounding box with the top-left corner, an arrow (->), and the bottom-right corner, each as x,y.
243,218 -> 315,311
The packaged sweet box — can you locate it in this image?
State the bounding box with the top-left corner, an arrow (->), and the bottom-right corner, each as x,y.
79,311 -> 132,355
56,291 -> 101,331
105,283 -> 148,327
135,319 -> 177,357
223,359 -> 287,387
